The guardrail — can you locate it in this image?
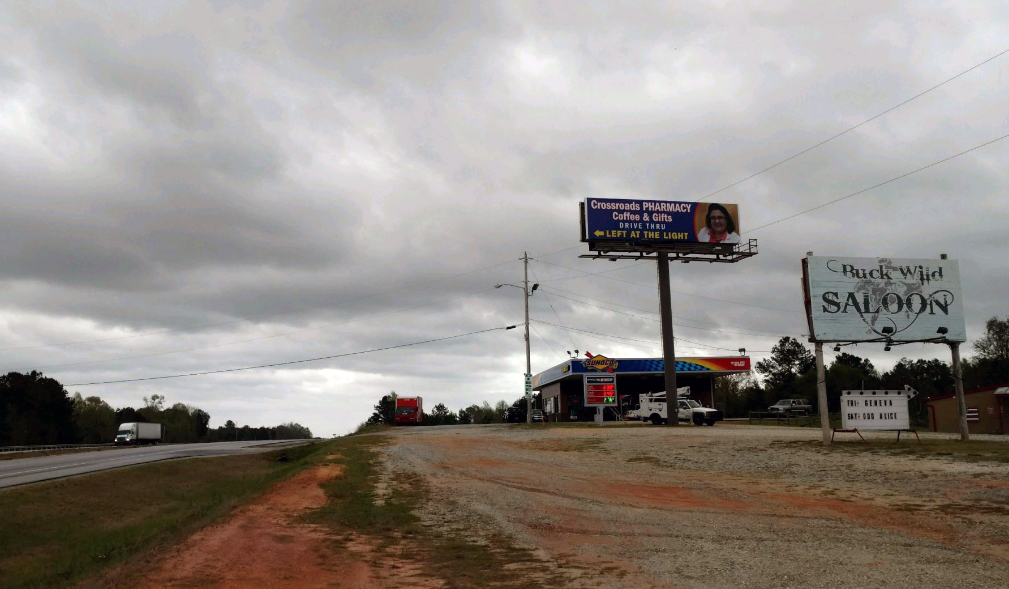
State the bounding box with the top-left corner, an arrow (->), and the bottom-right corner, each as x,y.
0,443 -> 113,454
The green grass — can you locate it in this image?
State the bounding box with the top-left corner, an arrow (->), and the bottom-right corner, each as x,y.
729,415 -> 843,428
0,442 -> 327,589
351,423 -> 393,435
310,435 -> 563,588
305,436 -> 420,539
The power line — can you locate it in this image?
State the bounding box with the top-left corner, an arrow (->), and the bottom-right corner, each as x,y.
533,259 -> 803,313
30,286 -> 500,370
530,323 -> 565,360
696,45 -> 1009,202
529,264 -> 577,349
540,285 -> 658,316
538,287 -> 797,338
749,130 -> 1009,233
530,243 -> 584,259
531,320 -> 659,353
540,283 -> 807,334
533,259 -> 652,282
530,319 -> 772,353
1,257 -> 522,352
65,325 -> 516,387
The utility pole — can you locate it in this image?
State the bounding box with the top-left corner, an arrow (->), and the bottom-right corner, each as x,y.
524,252 -> 532,424
656,252 -> 678,426
950,342 -> 969,441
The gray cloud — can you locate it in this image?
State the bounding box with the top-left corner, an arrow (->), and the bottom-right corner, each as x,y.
1,1 -> 1007,436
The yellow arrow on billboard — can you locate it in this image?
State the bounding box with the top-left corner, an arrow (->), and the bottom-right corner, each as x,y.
594,230 -> 605,237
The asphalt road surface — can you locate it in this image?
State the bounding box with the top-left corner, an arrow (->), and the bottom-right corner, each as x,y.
0,440 -> 311,489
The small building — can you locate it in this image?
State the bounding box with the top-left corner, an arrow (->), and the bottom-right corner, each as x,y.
925,384 -> 1009,435
531,354 -> 751,422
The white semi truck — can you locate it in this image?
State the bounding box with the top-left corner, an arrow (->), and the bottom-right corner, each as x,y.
634,389 -> 723,426
114,422 -> 163,445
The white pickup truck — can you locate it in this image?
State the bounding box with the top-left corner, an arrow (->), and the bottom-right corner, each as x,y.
635,391 -> 723,426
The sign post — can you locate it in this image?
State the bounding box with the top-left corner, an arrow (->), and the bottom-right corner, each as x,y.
657,251 -> 678,426
802,253 -> 968,442
814,342 -> 830,444
950,343 -> 969,441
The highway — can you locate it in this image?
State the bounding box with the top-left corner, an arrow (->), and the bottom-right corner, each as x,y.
0,440 -> 312,489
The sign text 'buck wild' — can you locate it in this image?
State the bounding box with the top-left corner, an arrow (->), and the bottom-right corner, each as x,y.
803,256 -> 966,343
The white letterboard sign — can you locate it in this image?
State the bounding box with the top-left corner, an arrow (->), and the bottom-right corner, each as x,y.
841,390 -> 911,430
803,256 -> 966,343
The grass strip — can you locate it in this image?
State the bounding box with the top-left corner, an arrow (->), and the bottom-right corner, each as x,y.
0,441 -> 326,589
310,434 -> 561,588
778,438 -> 1009,463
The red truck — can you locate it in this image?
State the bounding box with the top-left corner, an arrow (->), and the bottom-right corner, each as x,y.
395,396 -> 424,425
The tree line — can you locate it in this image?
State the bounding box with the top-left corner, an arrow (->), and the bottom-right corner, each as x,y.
718,316 -> 1009,424
361,393 -> 535,430
360,316 -> 1009,430
0,371 -> 313,446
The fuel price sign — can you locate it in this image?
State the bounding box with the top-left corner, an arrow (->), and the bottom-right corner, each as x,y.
584,374 -> 617,406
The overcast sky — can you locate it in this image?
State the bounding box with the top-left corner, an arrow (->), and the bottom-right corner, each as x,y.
1,1 -> 1007,436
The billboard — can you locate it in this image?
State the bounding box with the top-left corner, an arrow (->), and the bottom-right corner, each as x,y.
841,390 -> 913,430
583,199 -> 741,245
803,256 -> 965,343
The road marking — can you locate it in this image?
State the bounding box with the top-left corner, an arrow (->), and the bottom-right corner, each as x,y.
0,448 -> 185,478
0,441 -> 306,484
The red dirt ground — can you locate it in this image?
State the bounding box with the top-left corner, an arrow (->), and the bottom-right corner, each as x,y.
137,464 -> 370,589
133,462 -> 443,589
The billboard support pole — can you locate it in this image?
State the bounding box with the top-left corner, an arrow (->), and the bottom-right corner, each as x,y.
656,251 -> 678,426
950,342 -> 969,441
814,342 -> 830,445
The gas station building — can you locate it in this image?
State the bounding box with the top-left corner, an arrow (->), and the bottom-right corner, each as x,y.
531,355 -> 752,422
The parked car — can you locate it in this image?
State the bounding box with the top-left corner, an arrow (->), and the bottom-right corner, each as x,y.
768,399 -> 813,416
530,409 -> 545,423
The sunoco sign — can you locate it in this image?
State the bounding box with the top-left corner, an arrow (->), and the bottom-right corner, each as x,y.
803,256 -> 965,343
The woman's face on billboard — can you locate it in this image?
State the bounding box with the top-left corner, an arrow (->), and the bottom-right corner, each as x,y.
709,209 -> 728,235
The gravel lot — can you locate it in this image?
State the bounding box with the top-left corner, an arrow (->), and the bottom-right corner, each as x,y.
384,423 -> 1009,589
